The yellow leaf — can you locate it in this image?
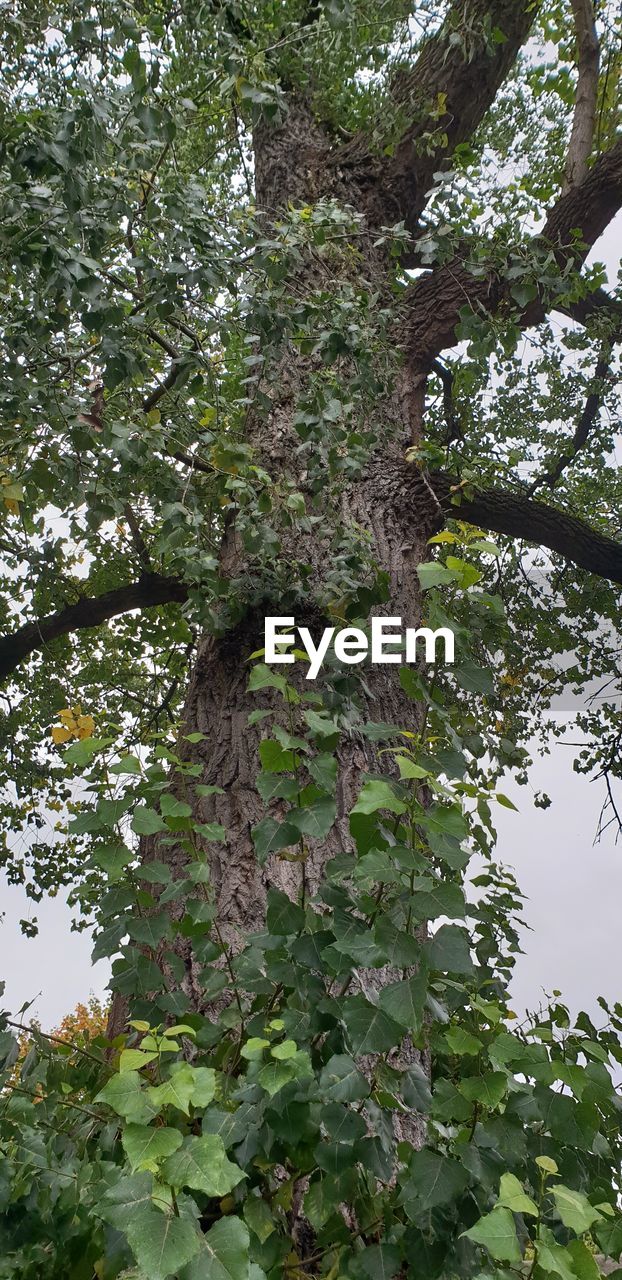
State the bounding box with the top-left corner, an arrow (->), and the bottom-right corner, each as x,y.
76,716 -> 95,739
51,726 -> 72,744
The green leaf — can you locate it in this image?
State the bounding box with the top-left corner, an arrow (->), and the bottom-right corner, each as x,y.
425,925 -> 474,974
127,913 -> 171,948
181,1217 -> 250,1280
244,1196 -> 275,1243
122,1123 -> 183,1171
551,1185 -> 602,1234
357,1245 -> 401,1280
95,1070 -> 157,1124
119,1048 -> 159,1073
162,1134 -> 245,1196
259,738 -> 297,773
351,780 -> 407,816
307,752 -> 338,791
417,561 -> 459,589
266,888 -> 304,934
443,1026 -> 483,1056
147,1062 -> 198,1114
378,975 -> 427,1031
161,794 -> 193,819
98,1171 -> 155,1233
399,1149 -> 470,1215
459,1072 -> 507,1109
496,1172 -> 539,1217
341,995 -> 403,1055
319,1054 -> 370,1102
271,1039 -> 298,1060
288,795 -> 336,839
537,1236 -> 578,1280
463,1207 -> 522,1263
240,1037 -> 269,1060
566,1240 -> 602,1280
188,1066 -> 217,1107
127,1206 -> 200,1280
109,754 -> 142,775
320,1102 -> 367,1143
132,806 -> 166,835
251,817 -> 299,865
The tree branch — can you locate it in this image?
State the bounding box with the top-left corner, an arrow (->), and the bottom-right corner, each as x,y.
404,137 -> 622,370
431,472 -> 622,587
0,574 -> 188,684
373,0 -> 536,233
528,343 -> 614,493
540,136 -> 622,262
562,0 -> 600,194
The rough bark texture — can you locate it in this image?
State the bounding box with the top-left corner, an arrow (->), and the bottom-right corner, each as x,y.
107,103 -> 442,1167
94,10 -> 622,1209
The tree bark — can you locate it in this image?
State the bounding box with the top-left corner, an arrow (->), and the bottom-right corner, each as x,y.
107,106 -> 438,1163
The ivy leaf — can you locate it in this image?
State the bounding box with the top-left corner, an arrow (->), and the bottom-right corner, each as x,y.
95,1070 -> 157,1124
161,1134 -> 245,1196
352,780 -> 406,816
122,1123 -> 183,1171
126,1206 -> 200,1280
399,1149 -> 470,1215
132,806 -> 167,835
251,816 -> 299,865
378,975 -> 427,1031
266,888 -> 304,935
180,1216 -> 250,1280
341,995 -> 403,1055
425,925 -> 474,975
551,1185 -> 603,1234
459,1072 -> 508,1109
496,1172 -> 539,1217
463,1207 -> 522,1263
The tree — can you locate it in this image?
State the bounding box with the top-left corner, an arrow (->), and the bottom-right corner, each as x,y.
1,1 -> 622,1277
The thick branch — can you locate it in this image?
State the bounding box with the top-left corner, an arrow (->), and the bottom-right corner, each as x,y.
563,0 -> 600,194
404,138 -> 622,369
431,473 -> 622,587
379,0 -> 536,232
0,574 -> 188,683
541,136 -> 622,260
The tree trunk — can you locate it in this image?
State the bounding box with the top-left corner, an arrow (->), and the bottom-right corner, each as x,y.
108,101 -> 441,1155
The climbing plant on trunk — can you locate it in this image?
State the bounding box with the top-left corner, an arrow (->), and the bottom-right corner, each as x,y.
1,0 -> 622,1277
